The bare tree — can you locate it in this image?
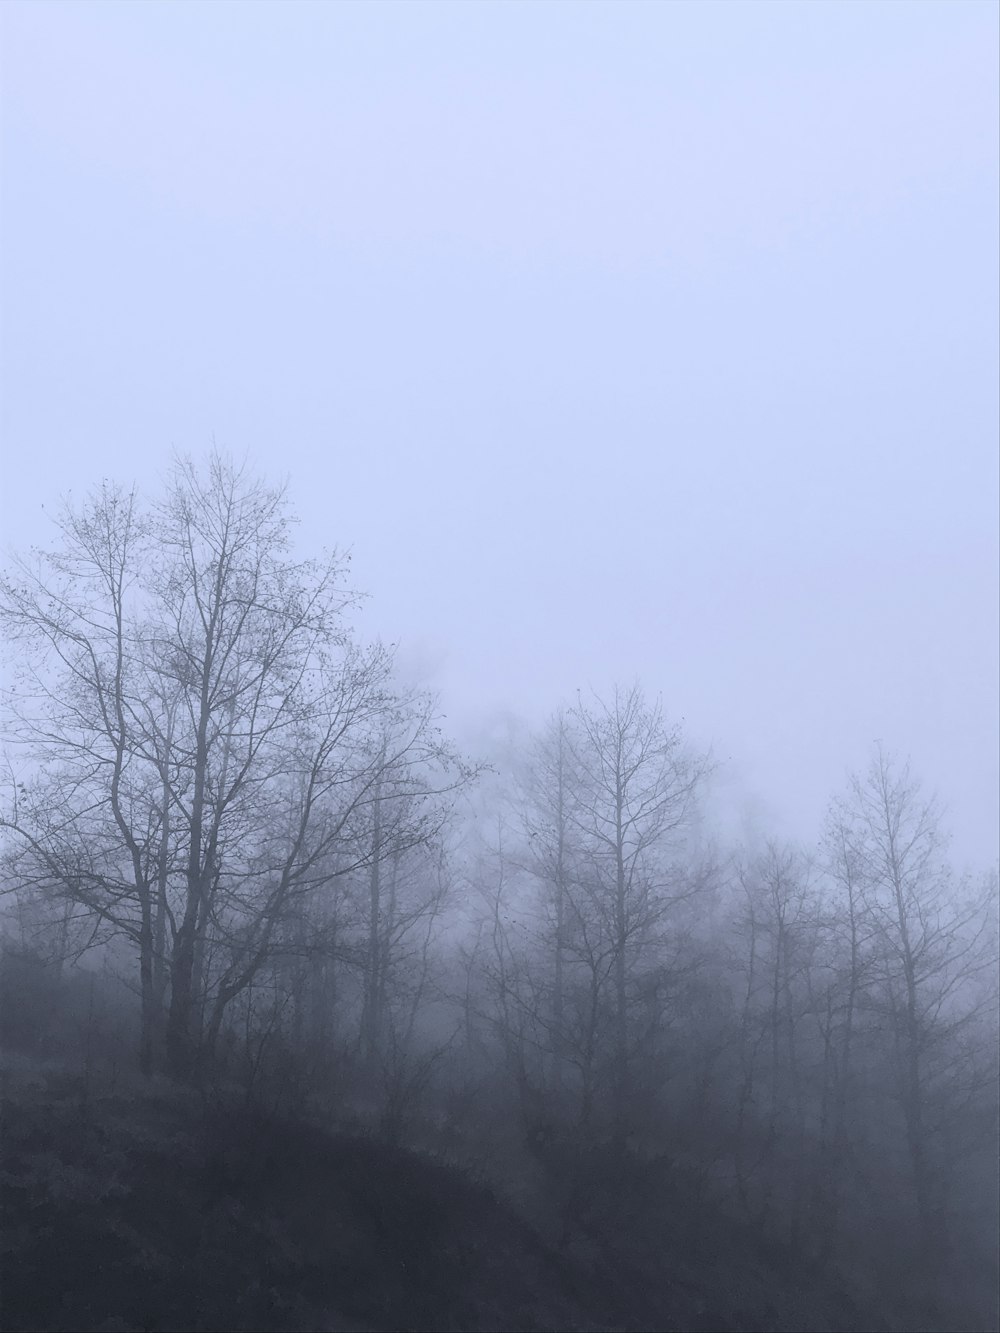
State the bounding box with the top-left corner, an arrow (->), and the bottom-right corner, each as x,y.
1,454 -> 474,1081
566,684 -> 709,1139
515,710 -> 579,1087
827,745 -> 998,1259
730,842 -> 818,1238
1,480 -> 168,1071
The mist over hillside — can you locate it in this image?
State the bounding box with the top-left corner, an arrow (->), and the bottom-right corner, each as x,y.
0,456 -> 996,1333
2,2 -> 998,1330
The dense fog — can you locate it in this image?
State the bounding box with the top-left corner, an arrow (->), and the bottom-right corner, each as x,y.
1,3 -> 997,1331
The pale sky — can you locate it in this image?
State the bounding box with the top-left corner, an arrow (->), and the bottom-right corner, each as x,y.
1,0 -> 997,868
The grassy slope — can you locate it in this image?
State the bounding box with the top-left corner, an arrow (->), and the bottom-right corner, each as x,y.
0,1051 -> 964,1333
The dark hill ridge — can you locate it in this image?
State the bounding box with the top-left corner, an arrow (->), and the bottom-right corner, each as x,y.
0,1055 -> 926,1332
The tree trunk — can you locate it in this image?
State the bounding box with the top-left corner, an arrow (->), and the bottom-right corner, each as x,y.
361,775 -> 384,1063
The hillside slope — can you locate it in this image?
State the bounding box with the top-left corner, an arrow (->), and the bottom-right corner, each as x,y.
0,1053 -> 962,1332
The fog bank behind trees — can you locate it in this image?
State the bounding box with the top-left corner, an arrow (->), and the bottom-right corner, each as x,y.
1,456 -> 996,1332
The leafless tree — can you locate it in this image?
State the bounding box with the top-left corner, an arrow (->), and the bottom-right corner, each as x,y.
826,745 -> 998,1259
563,683 -> 710,1141
1,454 -> 474,1081
730,842 -> 818,1237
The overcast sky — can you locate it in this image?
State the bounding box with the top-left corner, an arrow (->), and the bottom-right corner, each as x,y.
1,0 -> 997,868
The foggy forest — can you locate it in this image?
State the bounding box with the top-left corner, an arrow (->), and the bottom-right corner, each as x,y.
1,3 -> 998,1333
0,455 -> 996,1331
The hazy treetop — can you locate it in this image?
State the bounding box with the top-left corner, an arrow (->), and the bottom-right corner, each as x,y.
1,0 -> 997,866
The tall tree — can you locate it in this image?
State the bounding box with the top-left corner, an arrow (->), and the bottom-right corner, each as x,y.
731,842 -> 818,1237
1,480 -> 167,1071
516,710 -> 578,1086
1,454 -> 471,1080
827,745 -> 997,1258
563,683 -> 710,1140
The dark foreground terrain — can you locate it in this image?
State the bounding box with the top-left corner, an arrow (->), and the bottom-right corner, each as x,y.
0,1053 -> 991,1333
